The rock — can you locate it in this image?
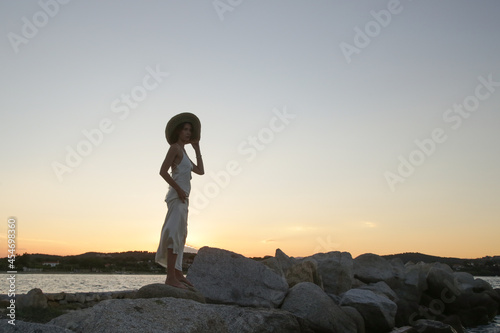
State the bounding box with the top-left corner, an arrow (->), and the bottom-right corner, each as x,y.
275,248 -> 298,272
261,256 -> 285,277
394,298 -> 420,328
390,258 -> 407,281
451,272 -> 492,294
342,305 -> 365,333
136,283 -> 205,303
187,247 -> 288,308
442,315 -> 466,333
285,259 -> 320,288
340,288 -> 397,333
390,327 -> 418,333
359,281 -> 399,302
65,293 -> 77,302
400,262 -> 429,302
46,292 -> 65,301
354,253 -> 394,284
309,251 -> 353,295
17,288 -> 48,310
281,282 -> 357,333
49,297 -> 229,333
412,319 -> 458,333
426,264 -> 456,299
211,303 -> 302,333
76,293 -> 86,304
472,278 -> 493,293
453,272 -> 475,293
48,296 -> 303,333
0,319 -> 74,332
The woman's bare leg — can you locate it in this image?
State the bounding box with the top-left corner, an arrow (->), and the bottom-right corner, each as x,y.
165,248 -> 187,289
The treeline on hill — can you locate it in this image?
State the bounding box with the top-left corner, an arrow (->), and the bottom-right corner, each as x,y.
382,252 -> 500,276
0,251 -> 197,274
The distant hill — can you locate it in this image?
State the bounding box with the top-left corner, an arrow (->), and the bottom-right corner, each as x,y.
2,250 -> 498,275
381,252 -> 500,276
382,252 -> 465,265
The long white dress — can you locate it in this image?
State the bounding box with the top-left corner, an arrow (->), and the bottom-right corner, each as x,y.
155,150 -> 193,271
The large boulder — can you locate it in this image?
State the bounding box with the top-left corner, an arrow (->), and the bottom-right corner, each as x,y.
340,288 -> 397,333
359,281 -> 399,302
187,247 -> 288,308
135,283 -> 205,303
309,251 -> 353,295
341,305 -> 365,333
210,303 -> 302,333
281,282 -> 357,333
49,297 -> 302,333
425,263 -> 455,299
399,262 -> 429,302
17,288 -> 48,310
0,319 -> 73,332
285,259 -> 321,288
49,297 -> 229,333
275,248 -> 298,272
412,319 -> 458,333
354,253 -> 395,285
452,272 -> 476,293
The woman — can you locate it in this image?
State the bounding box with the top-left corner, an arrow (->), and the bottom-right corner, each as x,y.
155,113 -> 204,289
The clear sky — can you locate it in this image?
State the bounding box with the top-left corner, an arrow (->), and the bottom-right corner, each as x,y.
1,1 -> 499,259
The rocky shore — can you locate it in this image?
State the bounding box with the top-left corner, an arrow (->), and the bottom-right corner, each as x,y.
1,246 -> 499,332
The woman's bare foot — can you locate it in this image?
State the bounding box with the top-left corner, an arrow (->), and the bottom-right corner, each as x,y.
175,272 -> 194,287
165,277 -> 188,289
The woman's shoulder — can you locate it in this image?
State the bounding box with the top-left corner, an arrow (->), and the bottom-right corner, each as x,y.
168,143 -> 182,154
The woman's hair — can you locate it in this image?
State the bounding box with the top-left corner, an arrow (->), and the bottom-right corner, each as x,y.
171,122 -> 191,143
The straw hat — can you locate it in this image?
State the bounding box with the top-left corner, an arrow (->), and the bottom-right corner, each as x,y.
165,112 -> 201,144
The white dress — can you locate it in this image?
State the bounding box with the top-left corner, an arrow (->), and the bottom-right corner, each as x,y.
155,149 -> 193,271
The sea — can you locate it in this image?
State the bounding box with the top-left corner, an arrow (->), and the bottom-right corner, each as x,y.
1,274 -> 499,332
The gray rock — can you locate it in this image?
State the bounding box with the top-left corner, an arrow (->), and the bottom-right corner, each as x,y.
48,296 -> 302,333
390,327 -> 418,333
354,253 -> 394,284
341,305 -> 365,333
261,256 -> 285,277
359,281 -> 399,302
65,293 -> 77,302
426,264 -> 456,299
49,297 -> 229,333
412,319 -> 458,333
17,288 -> 47,309
281,282 -> 357,333
46,292 -> 65,301
285,259 -> 320,288
211,303 -> 302,333
341,288 -> 397,333
453,272 -> 476,293
472,278 -> 493,292
275,248 -> 298,272
187,247 -> 288,308
0,319 -> 73,332
136,283 -> 205,303
309,251 -> 353,295
401,262 -> 429,301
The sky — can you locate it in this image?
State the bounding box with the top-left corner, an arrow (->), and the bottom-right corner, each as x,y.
1,1 -> 499,260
